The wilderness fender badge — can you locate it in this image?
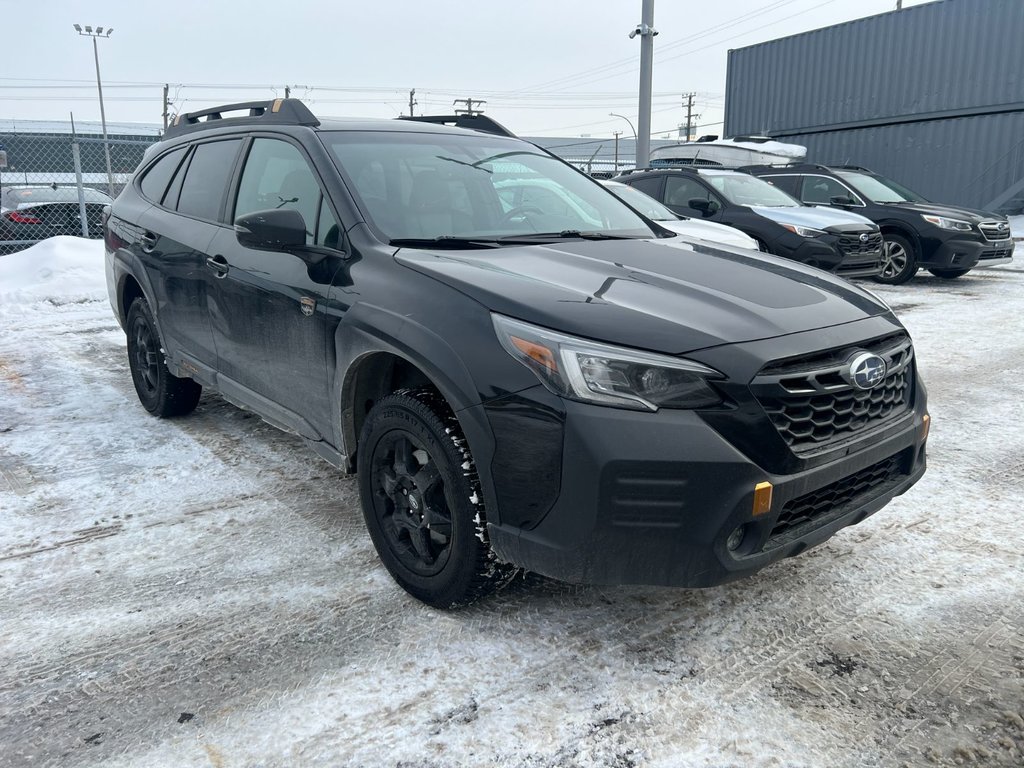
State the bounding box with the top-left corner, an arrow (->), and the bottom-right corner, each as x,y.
300,297 -> 316,317
845,352 -> 887,390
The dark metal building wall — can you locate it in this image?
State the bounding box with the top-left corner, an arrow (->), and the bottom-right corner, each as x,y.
724,0 -> 1024,211
776,112 -> 1024,211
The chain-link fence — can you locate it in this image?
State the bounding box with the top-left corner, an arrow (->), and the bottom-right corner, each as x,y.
0,129 -> 159,254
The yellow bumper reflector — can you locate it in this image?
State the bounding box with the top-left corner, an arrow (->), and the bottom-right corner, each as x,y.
753,481 -> 773,516
922,413 -> 930,440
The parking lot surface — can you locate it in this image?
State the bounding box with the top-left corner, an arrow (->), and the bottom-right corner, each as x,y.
1,240 -> 1022,767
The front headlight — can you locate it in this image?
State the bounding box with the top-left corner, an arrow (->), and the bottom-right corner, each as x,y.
921,214 -> 973,231
781,223 -> 826,238
492,314 -> 724,411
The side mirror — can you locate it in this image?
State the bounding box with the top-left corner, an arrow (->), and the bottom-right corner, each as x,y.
830,195 -> 856,206
689,198 -> 717,216
234,209 -> 306,251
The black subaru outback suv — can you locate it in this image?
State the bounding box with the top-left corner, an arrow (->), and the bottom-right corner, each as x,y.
745,164 -> 1014,284
105,100 -> 929,607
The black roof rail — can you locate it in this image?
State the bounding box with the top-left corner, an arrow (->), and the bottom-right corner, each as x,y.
164,98 -> 320,139
739,163 -> 829,173
396,114 -> 516,138
833,164 -> 874,173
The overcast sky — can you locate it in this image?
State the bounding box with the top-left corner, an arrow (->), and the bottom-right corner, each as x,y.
6,0 -> 933,137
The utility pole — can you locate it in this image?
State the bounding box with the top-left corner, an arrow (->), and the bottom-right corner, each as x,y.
896,0 -> 903,8
408,89 -> 417,117
613,131 -> 622,172
629,0 -> 657,169
453,98 -> 486,116
682,92 -> 700,142
162,84 -> 169,130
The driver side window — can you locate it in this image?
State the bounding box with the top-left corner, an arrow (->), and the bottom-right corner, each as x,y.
665,176 -> 715,213
235,139 -> 325,246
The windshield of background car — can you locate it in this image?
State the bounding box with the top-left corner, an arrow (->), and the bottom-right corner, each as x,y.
703,172 -> 801,208
605,183 -> 678,221
323,131 -> 653,240
835,171 -> 928,204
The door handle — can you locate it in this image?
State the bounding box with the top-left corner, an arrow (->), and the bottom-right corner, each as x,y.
139,231 -> 157,253
206,254 -> 229,278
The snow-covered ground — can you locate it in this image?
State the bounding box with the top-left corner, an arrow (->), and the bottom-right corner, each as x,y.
1,238 -> 1022,768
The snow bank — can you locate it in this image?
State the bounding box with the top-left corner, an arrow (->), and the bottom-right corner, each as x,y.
0,236 -> 107,306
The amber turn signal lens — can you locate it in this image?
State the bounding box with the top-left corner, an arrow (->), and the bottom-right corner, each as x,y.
510,336 -> 558,373
922,413 -> 930,440
752,481 -> 773,516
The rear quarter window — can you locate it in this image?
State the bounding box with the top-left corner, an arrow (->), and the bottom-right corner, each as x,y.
139,147 -> 187,204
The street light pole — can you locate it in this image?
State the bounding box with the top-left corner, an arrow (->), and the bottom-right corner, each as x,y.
74,24 -> 115,197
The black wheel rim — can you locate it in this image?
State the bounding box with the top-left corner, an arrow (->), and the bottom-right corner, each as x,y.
130,316 -> 160,395
370,431 -> 454,576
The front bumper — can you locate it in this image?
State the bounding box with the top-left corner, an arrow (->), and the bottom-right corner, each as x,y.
488,394 -> 926,587
484,318 -> 929,588
921,234 -> 1014,269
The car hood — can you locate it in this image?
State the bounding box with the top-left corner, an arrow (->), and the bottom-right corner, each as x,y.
657,219 -> 758,250
750,205 -> 877,232
396,238 -> 890,355
882,201 -> 1007,223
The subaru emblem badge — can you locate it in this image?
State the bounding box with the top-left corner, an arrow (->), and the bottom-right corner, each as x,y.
846,352 -> 887,390
859,233 -> 870,243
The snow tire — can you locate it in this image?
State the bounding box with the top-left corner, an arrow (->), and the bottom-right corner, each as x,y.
357,388 -> 514,608
126,297 -> 202,418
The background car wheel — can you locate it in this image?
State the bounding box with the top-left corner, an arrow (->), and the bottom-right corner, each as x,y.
357,388 -> 514,608
927,267 -> 971,279
126,297 -> 202,417
875,234 -> 919,284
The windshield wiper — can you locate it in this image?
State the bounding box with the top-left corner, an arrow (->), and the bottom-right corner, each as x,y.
389,236 -> 502,249
496,230 -> 636,243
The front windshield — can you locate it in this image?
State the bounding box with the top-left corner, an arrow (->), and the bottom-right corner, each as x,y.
703,173 -> 801,207
323,131 -> 653,240
836,171 -> 928,204
605,183 -> 678,221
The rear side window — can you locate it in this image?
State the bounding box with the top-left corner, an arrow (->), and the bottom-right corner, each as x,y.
175,139 -> 242,221
628,176 -> 663,200
139,147 -> 187,203
763,174 -> 800,197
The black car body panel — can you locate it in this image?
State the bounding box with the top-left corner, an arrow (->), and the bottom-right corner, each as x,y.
396,238 -> 887,355
104,100 -> 928,596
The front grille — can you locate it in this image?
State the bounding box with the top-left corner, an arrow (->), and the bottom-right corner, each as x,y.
979,247 -> 1013,261
979,221 -> 1011,241
752,333 -> 914,454
766,451 -> 907,548
837,231 -> 882,255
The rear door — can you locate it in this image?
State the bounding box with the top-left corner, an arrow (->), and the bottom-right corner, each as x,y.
132,139 -> 243,372
205,136 -> 344,440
